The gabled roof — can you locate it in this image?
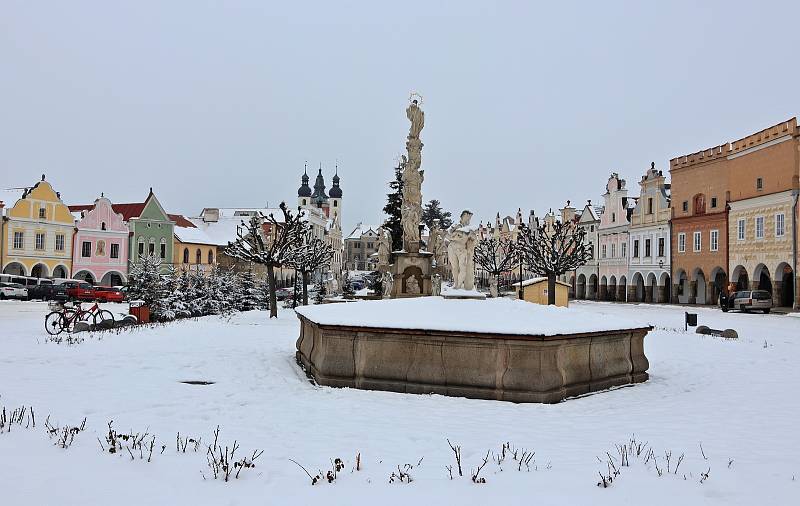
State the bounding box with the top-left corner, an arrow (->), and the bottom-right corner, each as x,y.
346,223 -> 380,240
69,202 -> 188,226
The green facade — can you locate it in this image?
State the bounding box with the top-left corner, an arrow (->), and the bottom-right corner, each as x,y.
128,193 -> 174,273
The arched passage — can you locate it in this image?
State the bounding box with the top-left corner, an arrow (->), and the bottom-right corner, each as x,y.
618,275 -> 627,302
577,273 -> 587,299
754,264 -> 772,295
710,267 -> 727,305
646,272 -> 658,303
608,276 -> 617,302
100,271 -> 127,287
31,263 -> 49,279
52,265 -> 68,279
632,272 -> 645,302
692,268 -> 707,304
74,270 -> 96,285
731,265 -> 749,291
599,275 -> 608,300
2,262 -> 26,276
659,272 -> 671,303
774,263 -> 794,307
674,269 -> 689,304
588,274 -> 598,300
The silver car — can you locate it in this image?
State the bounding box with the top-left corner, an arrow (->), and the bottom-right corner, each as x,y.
0,282 -> 29,300
731,290 -> 773,313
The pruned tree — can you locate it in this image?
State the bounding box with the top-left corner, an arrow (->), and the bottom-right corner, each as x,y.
225,202 -> 305,318
473,236 -> 517,297
286,229 -> 335,306
517,221 -> 592,305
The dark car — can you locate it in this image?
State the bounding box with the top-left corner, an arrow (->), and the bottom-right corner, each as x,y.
94,286 -> 124,303
62,281 -> 96,301
28,283 -> 69,301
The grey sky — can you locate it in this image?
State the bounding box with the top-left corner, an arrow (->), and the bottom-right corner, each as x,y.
2,1 -> 798,234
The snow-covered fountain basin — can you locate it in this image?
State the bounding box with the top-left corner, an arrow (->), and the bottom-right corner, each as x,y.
295,298 -> 650,403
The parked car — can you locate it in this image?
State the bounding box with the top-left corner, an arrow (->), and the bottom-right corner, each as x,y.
28,283 -> 69,301
62,281 -> 96,301
0,282 -> 29,300
722,290 -> 773,313
94,286 -> 125,303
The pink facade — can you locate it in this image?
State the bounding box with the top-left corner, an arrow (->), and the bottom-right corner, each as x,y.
71,196 -> 129,285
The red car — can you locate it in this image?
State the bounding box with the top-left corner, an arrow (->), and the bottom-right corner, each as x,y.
61,281 -> 96,301
94,286 -> 124,303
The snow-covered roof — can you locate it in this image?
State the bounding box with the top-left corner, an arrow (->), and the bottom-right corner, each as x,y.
296,297 -> 644,336
347,223 -> 380,240
512,277 -> 572,288
187,217 -> 243,247
174,223 -> 217,245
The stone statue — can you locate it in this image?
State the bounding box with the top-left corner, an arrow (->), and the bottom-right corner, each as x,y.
406,274 -> 420,295
400,99 -> 425,253
432,273 -> 442,296
446,210 -> 478,291
377,227 -> 392,267
429,219 -> 447,268
381,271 -> 393,298
331,277 -> 339,295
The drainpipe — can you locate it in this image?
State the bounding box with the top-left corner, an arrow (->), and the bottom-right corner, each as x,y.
792,190 -> 799,309
0,201 -> 5,272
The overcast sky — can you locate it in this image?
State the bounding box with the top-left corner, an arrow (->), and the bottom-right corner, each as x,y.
2,1 -> 798,233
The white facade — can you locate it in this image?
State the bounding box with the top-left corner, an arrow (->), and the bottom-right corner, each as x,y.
597,173 -> 632,301
575,202 -> 602,299
628,164 -> 671,303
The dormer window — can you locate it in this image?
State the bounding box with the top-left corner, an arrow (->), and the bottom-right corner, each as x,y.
39,207 -> 46,219
101,222 -> 107,230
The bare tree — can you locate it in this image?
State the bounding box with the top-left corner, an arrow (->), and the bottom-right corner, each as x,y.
517,220 -> 592,305
286,229 -> 335,306
225,203 -> 305,318
473,236 -> 517,297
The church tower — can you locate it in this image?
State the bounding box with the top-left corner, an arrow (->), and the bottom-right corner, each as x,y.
328,165 -> 343,226
297,163 -> 312,208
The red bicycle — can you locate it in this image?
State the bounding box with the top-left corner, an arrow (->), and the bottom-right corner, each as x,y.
45,302 -> 115,335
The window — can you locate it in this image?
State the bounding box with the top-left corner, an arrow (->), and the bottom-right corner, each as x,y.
367,242 -> 374,249
776,213 -> 785,237
55,234 -> 65,251
208,250 -> 214,264
611,243 -> 616,258
39,207 -> 46,219
633,240 -> 639,258
601,244 -> 607,258
711,197 -> 717,209
13,231 -> 24,249
644,239 -> 651,257
82,241 -> 92,257
160,239 -> 166,259
755,216 -> 764,239
710,230 -> 719,252
196,249 -> 202,264
183,248 -> 189,263
35,233 -> 45,250
111,243 -> 120,259
737,219 -> 746,241
302,199 -> 307,205
756,177 -> 763,190
333,201 -> 337,207
693,231 -> 701,252
148,240 -> 155,255
101,222 -> 107,230
621,242 -> 626,258
647,198 -> 653,214
611,212 -> 616,223
658,237 -> 665,257
590,225 -> 594,232
682,201 -> 688,212
138,239 -> 144,256
678,233 -> 686,253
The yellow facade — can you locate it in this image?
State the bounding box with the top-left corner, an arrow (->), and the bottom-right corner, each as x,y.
174,240 -> 218,274
1,177 -> 74,278
519,278 -> 570,307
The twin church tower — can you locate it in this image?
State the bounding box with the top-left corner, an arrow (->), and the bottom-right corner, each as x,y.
297,164 -> 343,226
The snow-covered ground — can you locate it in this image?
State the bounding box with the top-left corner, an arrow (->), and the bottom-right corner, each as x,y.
0,299 -> 797,505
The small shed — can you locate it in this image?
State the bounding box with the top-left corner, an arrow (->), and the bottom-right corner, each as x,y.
513,277 -> 571,307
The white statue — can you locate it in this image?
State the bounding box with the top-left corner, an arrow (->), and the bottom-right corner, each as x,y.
406,274 -> 420,295
331,277 -> 339,295
382,271 -> 393,298
446,210 -> 478,291
400,98 -> 426,253
432,273 -> 442,296
429,219 -> 447,268
377,227 -> 392,267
